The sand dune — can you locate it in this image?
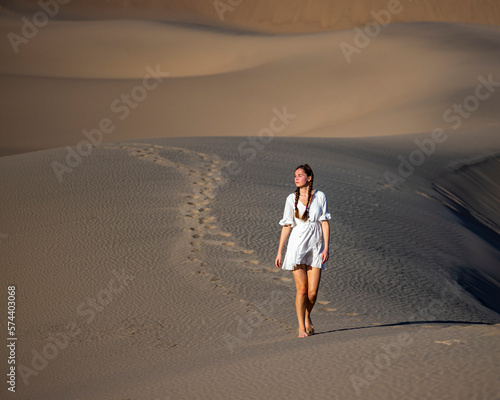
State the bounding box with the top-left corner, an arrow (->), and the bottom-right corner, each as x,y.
2,0 -> 500,33
1,2 -> 500,398
1,19 -> 500,156
1,131 -> 499,399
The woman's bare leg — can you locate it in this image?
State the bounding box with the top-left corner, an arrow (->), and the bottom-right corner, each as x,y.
305,266 -> 321,334
292,265 -> 308,337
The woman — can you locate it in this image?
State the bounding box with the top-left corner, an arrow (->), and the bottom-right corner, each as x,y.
275,164 -> 331,338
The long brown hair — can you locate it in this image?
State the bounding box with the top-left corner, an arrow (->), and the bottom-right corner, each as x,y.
294,164 -> 314,221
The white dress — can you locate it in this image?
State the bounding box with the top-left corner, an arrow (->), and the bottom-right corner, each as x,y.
279,190 -> 331,271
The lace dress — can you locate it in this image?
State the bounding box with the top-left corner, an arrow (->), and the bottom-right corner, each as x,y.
279,190 -> 331,270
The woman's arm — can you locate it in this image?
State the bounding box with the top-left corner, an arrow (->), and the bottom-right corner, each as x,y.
275,225 -> 291,268
321,220 -> 330,263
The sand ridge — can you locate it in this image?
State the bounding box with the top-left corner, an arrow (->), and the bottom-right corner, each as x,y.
3,0 -> 500,33
2,20 -> 500,156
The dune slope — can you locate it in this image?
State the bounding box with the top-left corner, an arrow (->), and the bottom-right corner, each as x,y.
1,20 -> 500,156
1,130 -> 499,399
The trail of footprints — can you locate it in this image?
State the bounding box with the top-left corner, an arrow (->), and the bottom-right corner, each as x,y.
103,142 -> 351,333
103,141 -> 274,283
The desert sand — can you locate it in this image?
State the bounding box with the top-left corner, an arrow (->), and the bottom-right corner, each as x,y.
1,1 -> 500,399
3,0 -> 500,33
2,132 -> 500,399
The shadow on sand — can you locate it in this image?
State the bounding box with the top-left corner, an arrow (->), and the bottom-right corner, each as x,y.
315,319 -> 497,336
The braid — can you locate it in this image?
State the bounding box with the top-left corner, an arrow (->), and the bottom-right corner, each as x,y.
294,187 -> 300,219
302,178 -> 314,221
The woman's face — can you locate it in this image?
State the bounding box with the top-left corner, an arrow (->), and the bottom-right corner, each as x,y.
294,168 -> 311,188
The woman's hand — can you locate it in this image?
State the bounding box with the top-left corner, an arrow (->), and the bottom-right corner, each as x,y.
276,226 -> 291,268
275,252 -> 282,268
321,248 -> 329,263
321,220 -> 330,264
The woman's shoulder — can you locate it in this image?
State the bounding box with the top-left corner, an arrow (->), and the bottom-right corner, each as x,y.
313,190 -> 326,199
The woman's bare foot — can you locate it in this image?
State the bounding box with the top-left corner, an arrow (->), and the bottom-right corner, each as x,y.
305,317 -> 314,336
298,330 -> 309,338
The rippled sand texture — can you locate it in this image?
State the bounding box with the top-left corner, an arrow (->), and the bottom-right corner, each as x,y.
2,132 -> 500,399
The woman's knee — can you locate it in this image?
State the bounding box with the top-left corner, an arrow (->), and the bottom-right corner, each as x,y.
296,285 -> 308,297
308,290 -> 318,302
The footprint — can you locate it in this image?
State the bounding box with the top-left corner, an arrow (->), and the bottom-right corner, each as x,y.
317,301 -> 330,305
222,242 -> 235,246
250,268 -> 274,274
482,331 -> 500,337
218,232 -> 232,237
241,250 -> 254,254
323,308 -> 337,312
245,260 -> 259,265
345,313 -> 359,316
435,340 -> 465,346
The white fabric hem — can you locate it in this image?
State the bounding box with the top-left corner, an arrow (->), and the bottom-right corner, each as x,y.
320,212 -> 332,221
281,264 -> 326,271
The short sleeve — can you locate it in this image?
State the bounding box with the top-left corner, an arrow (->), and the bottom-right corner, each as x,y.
279,194 -> 296,228
319,192 -> 331,221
